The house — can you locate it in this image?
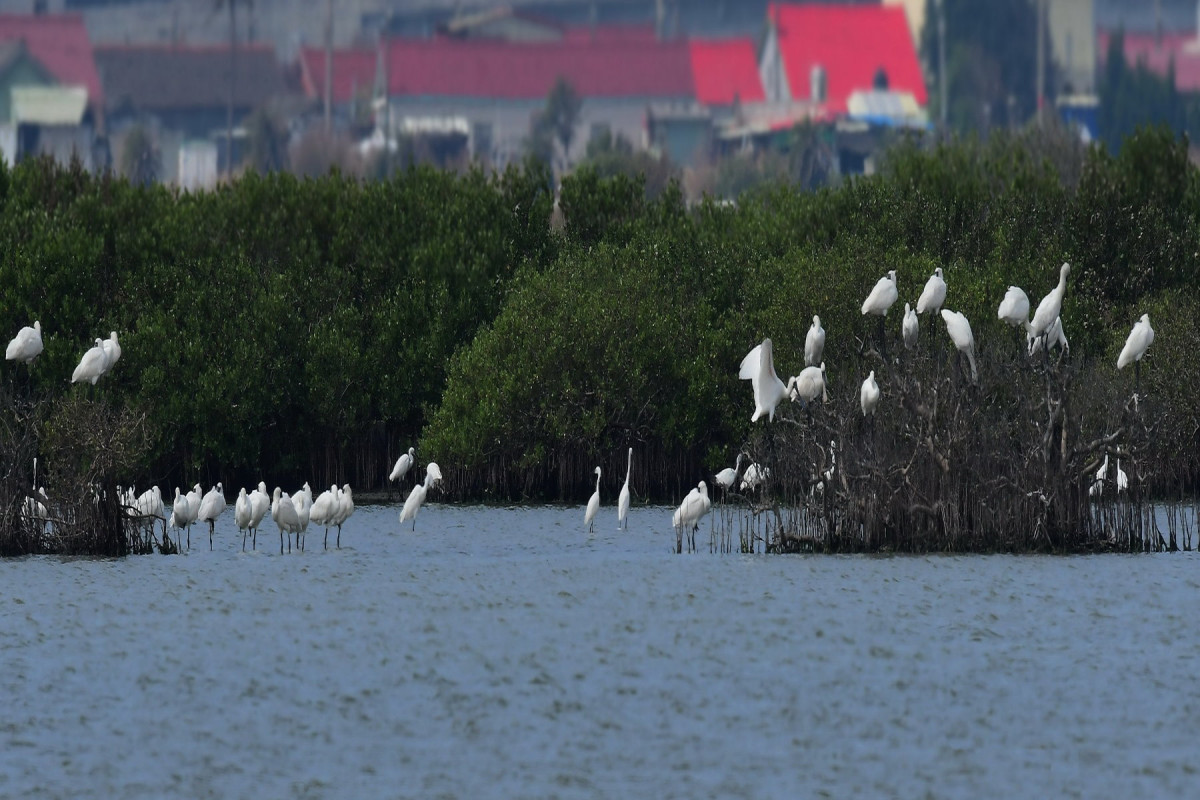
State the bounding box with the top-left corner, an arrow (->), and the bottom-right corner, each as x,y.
299,27 -> 696,168
95,43 -> 292,185
0,13 -> 103,167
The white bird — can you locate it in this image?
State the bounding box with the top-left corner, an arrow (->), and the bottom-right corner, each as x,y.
22,486 -> 48,522
790,362 -> 827,405
399,463 -> 442,531
997,286 -> 1031,327
6,320 -> 43,363
860,370 -> 881,416
1028,262 -> 1070,339
861,270 -> 899,316
293,489 -> 312,550
584,466 -> 601,534
617,448 -> 632,530
902,303 -> 918,350
739,338 -> 791,423
271,487 -> 300,554
170,487 -> 195,550
309,484 -> 339,547
804,315 -> 825,366
389,447 -> 415,482
940,309 -> 978,384
1028,316 -> 1069,356
71,338 -> 109,385
235,488 -> 253,550
714,452 -> 744,492
672,480 -> 712,551
916,267 -> 947,315
1089,454 -> 1108,498
1117,313 -> 1155,370
135,485 -> 164,524
332,484 -> 354,548
1116,460 -> 1128,493
739,462 -> 769,492
196,482 -> 226,550
248,481 -> 271,549
100,331 -> 121,375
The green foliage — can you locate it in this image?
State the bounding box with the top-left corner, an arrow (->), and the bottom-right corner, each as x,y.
119,125 -> 160,186
526,77 -> 583,172
579,129 -> 679,199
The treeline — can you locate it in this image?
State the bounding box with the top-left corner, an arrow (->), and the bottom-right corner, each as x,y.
1,125 -> 1197,503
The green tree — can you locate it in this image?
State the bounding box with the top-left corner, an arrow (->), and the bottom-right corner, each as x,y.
119,125 -> 160,185
526,77 -> 582,175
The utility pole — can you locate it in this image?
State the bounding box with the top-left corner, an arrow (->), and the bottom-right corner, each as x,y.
324,0 -> 333,134
937,0 -> 947,131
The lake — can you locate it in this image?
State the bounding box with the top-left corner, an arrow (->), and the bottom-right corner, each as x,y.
2,502 -> 1198,799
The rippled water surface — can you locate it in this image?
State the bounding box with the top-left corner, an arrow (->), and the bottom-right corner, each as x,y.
2,503 -> 1199,799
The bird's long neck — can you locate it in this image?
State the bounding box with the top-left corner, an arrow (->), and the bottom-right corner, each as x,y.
625,450 -> 632,481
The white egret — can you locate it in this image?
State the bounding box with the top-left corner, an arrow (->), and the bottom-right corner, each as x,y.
271,487 -> 300,554
170,487 -> 195,550
71,338 -> 109,385
861,270 -> 899,316
100,331 -> 121,374
248,481 -> 270,549
790,362 -> 827,405
916,268 -> 947,315
389,447 -> 415,482
235,488 -> 253,551
1089,454 -> 1108,498
617,448 -> 632,530
135,485 -> 164,520
902,303 -> 918,350
399,463 -> 442,531
293,489 -> 312,551
998,286 -> 1030,327
1117,314 -> 1154,393
1116,461 -> 1128,493
6,320 -> 43,364
196,482 -> 226,551
672,480 -> 712,551
739,462 -> 769,492
714,452 -> 744,492
940,309 -> 978,385
332,484 -> 354,548
584,466 -> 601,534
1028,262 -> 1070,340
860,370 -> 881,416
804,315 -> 825,367
1028,316 -> 1069,356
739,338 -> 791,423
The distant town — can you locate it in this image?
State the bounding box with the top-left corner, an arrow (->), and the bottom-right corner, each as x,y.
0,0 -> 1189,196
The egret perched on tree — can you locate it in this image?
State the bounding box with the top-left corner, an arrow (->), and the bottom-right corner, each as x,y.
940,309 -> 978,385
860,370 -> 881,416
1028,262 -> 1070,341
100,331 -> 121,375
389,447 -> 415,482
617,448 -> 632,530
715,453 -> 744,493
790,362 -> 827,406
916,268 -> 947,315
71,338 -> 109,385
672,480 -> 712,552
804,315 -> 825,366
902,303 -> 918,350
584,466 -> 601,534
998,286 -> 1031,328
1089,455 -> 1109,498
739,462 -> 768,492
1028,316 -> 1069,357
6,320 -> 43,364
861,270 -> 899,316
1117,313 -> 1155,393
1116,461 -> 1128,493
739,338 -> 792,423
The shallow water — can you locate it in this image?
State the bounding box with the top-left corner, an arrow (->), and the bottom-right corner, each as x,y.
2,503 -> 1199,799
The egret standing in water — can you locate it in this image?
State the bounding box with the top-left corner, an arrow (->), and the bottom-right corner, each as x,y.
1117,313 -> 1155,394
672,480 -> 712,552
940,309 -> 978,385
804,316 -> 825,367
584,466 -> 601,534
715,453 -> 744,493
6,320 -> 43,364
617,448 -> 632,530
916,268 -> 947,316
389,447 -> 415,482
196,483 -> 226,550
739,338 -> 792,423
399,462 -> 442,532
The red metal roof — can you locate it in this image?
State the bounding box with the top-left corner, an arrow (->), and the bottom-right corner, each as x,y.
1098,29 -> 1200,93
690,39 -> 765,105
0,14 -> 102,105
768,2 -> 926,112
300,35 -> 695,103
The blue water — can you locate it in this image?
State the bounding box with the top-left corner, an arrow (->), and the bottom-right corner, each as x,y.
2,503 -> 1198,798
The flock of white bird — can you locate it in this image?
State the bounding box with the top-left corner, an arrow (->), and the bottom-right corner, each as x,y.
6,263 -> 1159,551
652,261 -> 1155,543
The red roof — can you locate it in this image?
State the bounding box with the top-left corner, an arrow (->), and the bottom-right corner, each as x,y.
301,36 -> 694,103
769,2 -> 925,112
690,39 -> 765,105
1097,29 -> 1200,92
0,14 -> 102,106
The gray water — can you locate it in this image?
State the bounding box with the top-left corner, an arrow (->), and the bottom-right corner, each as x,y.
2,503 -> 1199,799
